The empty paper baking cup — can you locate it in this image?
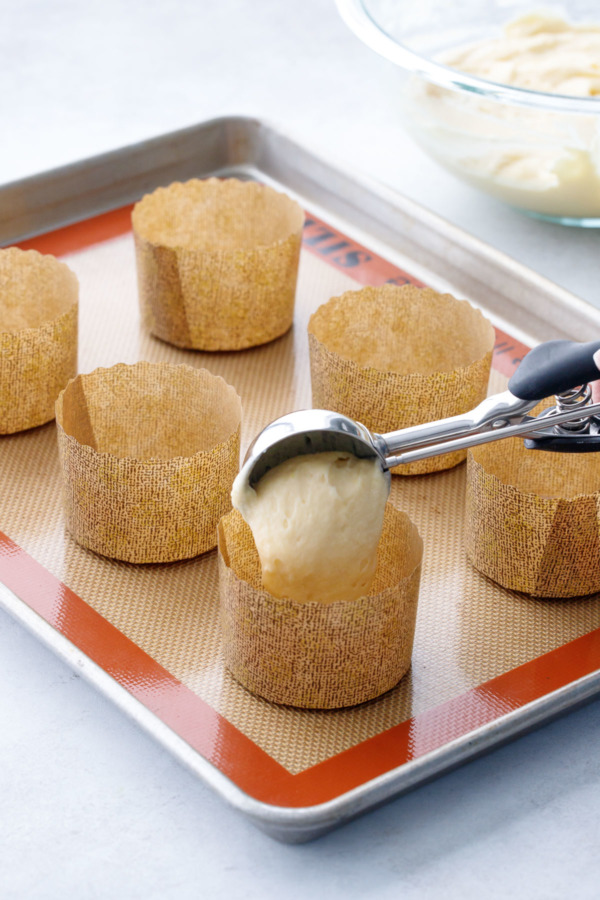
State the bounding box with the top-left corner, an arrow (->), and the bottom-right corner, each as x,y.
466,434 -> 600,598
132,178 -> 304,351
308,285 -> 495,475
56,362 -> 241,563
218,503 -> 423,709
0,247 -> 78,434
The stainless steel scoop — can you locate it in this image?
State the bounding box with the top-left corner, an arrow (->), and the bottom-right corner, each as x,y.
239,340 -> 600,489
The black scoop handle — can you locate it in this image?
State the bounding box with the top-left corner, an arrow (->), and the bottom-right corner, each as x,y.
508,340 -> 600,401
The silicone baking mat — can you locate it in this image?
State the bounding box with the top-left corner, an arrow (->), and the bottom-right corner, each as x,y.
2,199 -> 600,817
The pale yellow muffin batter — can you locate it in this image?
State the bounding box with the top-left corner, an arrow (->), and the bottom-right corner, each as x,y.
411,13 -> 600,218
443,14 -> 600,97
231,451 -> 389,604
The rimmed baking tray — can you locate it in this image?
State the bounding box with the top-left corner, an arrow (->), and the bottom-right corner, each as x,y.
1,116 -> 600,843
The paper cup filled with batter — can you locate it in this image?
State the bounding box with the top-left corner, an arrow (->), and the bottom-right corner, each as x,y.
218,502 -> 422,708
132,178 -> 304,351
56,361 -> 241,563
466,431 -> 600,598
308,284 -> 495,475
0,247 -> 78,434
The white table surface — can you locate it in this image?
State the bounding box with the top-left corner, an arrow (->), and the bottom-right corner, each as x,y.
2,1 -> 600,897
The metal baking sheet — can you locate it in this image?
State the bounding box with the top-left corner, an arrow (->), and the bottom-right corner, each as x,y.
1,116 -> 600,843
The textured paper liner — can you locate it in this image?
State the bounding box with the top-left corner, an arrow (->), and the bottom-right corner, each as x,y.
55,362 -> 241,563
466,426 -> 600,598
218,503 -> 423,709
308,285 -> 495,475
132,178 -> 304,351
0,247 -> 78,434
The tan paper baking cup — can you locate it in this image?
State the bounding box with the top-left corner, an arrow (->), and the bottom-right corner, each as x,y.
0,247 -> 78,434
466,430 -> 600,597
132,178 -> 304,351
308,284 -> 495,475
218,503 -> 423,709
55,362 -> 242,563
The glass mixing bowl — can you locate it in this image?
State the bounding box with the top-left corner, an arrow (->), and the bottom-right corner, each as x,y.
337,0 -> 600,226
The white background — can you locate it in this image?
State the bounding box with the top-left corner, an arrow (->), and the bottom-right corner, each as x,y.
2,1 -> 600,897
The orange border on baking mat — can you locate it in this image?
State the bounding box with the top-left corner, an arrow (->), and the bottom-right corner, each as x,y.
15,206 -> 135,257
2,205 -> 593,809
2,529 -> 600,808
